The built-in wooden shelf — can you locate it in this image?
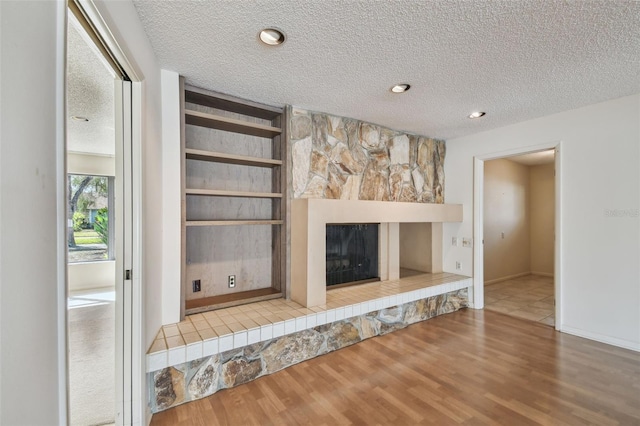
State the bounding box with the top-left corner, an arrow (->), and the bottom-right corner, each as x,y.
185,148 -> 282,168
181,81 -> 288,318
185,188 -> 283,198
185,287 -> 282,314
185,88 -> 281,121
186,220 -> 283,227
185,109 -> 282,138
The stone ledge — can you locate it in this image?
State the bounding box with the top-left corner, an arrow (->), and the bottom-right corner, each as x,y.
149,288 -> 469,413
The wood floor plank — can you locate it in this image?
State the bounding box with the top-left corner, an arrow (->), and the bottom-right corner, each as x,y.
150,309 -> 640,425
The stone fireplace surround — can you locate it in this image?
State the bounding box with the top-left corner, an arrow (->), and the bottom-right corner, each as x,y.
291,198 -> 463,307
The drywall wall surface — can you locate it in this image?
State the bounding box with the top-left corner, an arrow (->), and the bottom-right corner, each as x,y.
68,152 -> 116,176
399,223 -> 433,272
1,1 -> 66,423
483,159 -> 531,282
530,163 -> 555,275
68,261 -> 116,292
444,93 -> 640,350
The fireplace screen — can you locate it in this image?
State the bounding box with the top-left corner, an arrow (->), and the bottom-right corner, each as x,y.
326,223 -> 379,287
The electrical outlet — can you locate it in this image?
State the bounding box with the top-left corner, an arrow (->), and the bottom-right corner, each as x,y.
192,279 -> 201,292
452,237 -> 458,246
462,238 -> 472,248
228,275 -> 236,288
501,232 -> 505,239
455,261 -> 461,270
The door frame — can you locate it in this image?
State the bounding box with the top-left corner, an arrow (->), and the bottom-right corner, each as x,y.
472,141 -> 562,330
68,1 -> 144,424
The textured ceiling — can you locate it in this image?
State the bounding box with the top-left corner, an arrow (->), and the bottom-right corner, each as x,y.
132,0 -> 640,140
67,17 -> 115,156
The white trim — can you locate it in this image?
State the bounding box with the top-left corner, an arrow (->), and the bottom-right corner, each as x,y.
553,145 -> 562,331
77,0 -> 141,81
472,141 -> 562,326
531,271 -> 554,278
57,1 -> 69,424
122,79 -> 134,426
114,79 -> 125,425
131,81 -> 144,426
472,158 -> 484,309
561,326 -> 640,352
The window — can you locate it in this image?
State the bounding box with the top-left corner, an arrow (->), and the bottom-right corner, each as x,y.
67,174 -> 114,262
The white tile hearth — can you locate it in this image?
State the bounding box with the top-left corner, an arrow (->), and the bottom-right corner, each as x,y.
146,272 -> 471,372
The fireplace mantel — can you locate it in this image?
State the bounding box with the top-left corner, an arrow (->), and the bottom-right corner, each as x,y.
291,199 -> 463,307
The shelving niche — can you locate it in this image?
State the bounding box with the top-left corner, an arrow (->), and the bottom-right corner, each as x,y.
180,79 -> 288,316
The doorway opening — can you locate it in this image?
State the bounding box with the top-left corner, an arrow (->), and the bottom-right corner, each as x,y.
66,2 -> 134,424
473,144 -> 561,330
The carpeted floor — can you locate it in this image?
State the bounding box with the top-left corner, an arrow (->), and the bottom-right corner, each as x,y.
68,292 -> 115,426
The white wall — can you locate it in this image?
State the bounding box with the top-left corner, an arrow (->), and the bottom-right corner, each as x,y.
93,0 -> 163,348
483,159 -> 531,282
68,261 -> 115,292
68,151 -> 115,176
444,94 -> 640,351
1,1 -> 164,423
160,70 -> 181,323
1,1 -> 67,424
530,163 -> 554,275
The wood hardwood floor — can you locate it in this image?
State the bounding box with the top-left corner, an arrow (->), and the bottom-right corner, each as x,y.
150,309 -> 640,425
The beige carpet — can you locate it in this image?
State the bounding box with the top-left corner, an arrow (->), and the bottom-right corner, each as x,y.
68,298 -> 115,426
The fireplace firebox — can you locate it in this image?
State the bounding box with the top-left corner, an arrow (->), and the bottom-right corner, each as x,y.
326,223 -> 379,287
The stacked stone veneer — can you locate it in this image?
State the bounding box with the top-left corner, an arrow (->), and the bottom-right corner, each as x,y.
150,289 -> 468,413
290,108 -> 446,203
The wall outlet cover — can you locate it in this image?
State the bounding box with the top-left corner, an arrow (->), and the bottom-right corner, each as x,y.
192,279 -> 201,292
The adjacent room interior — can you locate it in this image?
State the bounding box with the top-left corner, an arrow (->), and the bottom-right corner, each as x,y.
66,10 -> 117,426
482,150 -> 556,326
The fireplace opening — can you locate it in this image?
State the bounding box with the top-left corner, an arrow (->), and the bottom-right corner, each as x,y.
326,223 -> 379,287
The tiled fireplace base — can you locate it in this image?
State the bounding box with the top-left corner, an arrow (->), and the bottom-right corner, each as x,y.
148,277 -> 470,413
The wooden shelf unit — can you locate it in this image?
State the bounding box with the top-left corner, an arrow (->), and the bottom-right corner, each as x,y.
185,188 -> 283,198
185,148 -> 282,168
180,79 -> 288,317
185,109 -> 282,138
186,220 -> 283,227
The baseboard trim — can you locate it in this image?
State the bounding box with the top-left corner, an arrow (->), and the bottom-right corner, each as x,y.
531,271 -> 554,278
484,272 -> 531,286
560,325 -> 640,352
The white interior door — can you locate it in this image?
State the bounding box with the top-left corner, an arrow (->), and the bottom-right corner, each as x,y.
114,78 -> 133,425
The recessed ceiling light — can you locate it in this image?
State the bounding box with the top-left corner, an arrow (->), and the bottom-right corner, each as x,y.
391,84 -> 411,93
71,116 -> 89,122
468,111 -> 486,119
259,28 -> 285,46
